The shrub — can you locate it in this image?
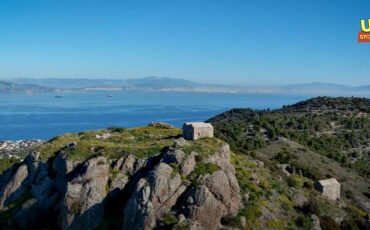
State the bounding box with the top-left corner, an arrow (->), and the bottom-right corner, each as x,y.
187,162 -> 220,183
295,216 -> 313,230
266,218 -> 284,230
221,215 -> 240,228
158,213 -> 177,229
344,190 -> 353,199
303,198 -> 319,215
320,216 -> 340,230
287,176 -> 301,188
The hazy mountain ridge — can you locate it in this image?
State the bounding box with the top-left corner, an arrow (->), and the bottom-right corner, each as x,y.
2,77 -> 370,95
0,81 -> 53,93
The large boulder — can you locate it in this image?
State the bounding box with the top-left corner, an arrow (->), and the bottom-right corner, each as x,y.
122,163 -> 184,230
59,156 -> 109,230
110,154 -> 145,193
180,151 -> 197,176
0,152 -> 39,210
186,184 -> 226,229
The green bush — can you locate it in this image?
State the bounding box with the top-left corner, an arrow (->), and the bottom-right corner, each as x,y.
295,216 -> 313,230
158,213 -> 177,229
287,176 -> 301,188
303,198 -> 319,215
187,162 -> 220,183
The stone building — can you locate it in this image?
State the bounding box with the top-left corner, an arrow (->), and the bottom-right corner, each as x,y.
182,122 -> 214,140
314,178 -> 341,200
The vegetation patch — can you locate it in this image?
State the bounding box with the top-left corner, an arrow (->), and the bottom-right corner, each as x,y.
36,125 -> 181,161
0,157 -> 20,174
187,162 -> 220,183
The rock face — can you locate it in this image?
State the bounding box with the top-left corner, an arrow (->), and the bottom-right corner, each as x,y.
122,163 -> 184,230
0,139 -> 241,230
59,156 -> 109,230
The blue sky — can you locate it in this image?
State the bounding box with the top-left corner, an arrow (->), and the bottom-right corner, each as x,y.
0,0 -> 369,85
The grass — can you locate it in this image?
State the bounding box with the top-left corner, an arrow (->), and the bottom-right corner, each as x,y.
266,218 -> 285,230
187,162 -> 220,184
36,125 -> 182,161
157,213 -> 178,229
179,137 -> 226,158
0,157 -> 20,174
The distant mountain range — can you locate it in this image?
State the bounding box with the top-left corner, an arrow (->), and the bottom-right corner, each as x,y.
6,76 -> 200,89
0,80 -> 52,93
1,77 -> 370,96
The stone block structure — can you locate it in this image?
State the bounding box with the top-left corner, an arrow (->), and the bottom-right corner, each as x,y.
182,122 -> 214,140
314,178 -> 341,200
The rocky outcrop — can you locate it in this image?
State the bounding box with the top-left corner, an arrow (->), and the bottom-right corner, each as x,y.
59,156 -> 109,230
109,155 -> 144,193
148,121 -> 174,129
0,139 -> 242,230
0,152 -> 38,209
180,151 -> 197,176
122,163 -> 185,229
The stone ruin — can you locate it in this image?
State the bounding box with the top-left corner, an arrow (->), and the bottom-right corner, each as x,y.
314,178 -> 341,200
182,122 -> 214,140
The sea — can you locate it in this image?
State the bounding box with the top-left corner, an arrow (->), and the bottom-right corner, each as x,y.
0,91 -> 312,140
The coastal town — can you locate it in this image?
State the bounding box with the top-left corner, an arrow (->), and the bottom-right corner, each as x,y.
0,140 -> 43,159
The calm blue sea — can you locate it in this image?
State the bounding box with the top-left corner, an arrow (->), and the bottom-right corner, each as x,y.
0,91 -> 310,140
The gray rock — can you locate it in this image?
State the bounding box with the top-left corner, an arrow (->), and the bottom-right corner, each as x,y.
59,156 -> 109,230
178,214 -> 186,223
311,214 -> 321,230
173,137 -> 188,147
0,164 -> 28,209
187,196 -> 194,204
252,159 -> 264,167
243,192 -> 249,204
162,148 -> 185,164
291,190 -> 308,208
113,154 -> 144,177
0,152 -> 39,210
187,220 -> 205,230
180,151 -> 197,176
31,162 -> 57,208
122,163 -> 183,230
148,122 -> 174,128
240,216 -> 246,227
186,185 -> 227,230
178,144 -> 242,229
204,170 -> 240,214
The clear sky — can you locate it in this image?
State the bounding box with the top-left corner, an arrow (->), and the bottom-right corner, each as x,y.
0,0 -> 369,85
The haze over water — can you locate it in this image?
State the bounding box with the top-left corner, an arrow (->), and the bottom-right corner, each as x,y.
0,91 -> 309,140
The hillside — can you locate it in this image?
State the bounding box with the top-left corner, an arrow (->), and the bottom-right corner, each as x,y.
207,97 -> 370,227
208,97 -> 370,178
